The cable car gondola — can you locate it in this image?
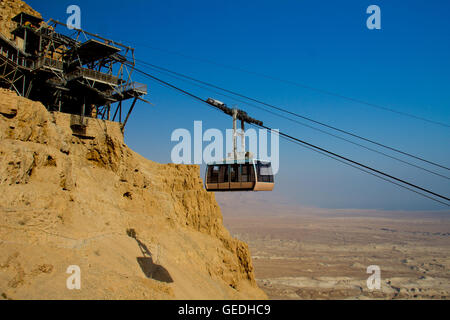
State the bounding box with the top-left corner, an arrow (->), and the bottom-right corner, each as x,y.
204,98 -> 275,192
205,158 -> 274,192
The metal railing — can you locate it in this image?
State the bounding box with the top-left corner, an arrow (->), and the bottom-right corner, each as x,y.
0,45 -> 33,68
117,82 -> 148,94
67,67 -> 119,85
33,57 -> 63,71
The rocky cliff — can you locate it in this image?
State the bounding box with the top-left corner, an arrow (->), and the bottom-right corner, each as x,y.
0,90 -> 265,299
0,0 -> 41,40
0,0 -> 265,300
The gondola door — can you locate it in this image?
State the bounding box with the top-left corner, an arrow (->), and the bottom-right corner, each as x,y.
241,163 -> 256,190
229,163 -> 241,190
218,165 -> 229,190
206,165 -> 219,190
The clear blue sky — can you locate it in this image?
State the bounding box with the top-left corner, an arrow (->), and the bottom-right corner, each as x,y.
28,0 -> 450,211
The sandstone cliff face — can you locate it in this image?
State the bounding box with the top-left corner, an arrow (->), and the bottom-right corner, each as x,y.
0,0 -> 41,40
0,89 -> 266,299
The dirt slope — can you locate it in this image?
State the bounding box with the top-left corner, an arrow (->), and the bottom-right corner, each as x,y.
0,0 -> 265,300
0,88 -> 266,299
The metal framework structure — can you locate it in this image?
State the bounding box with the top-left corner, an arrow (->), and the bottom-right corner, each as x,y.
0,12 -> 148,133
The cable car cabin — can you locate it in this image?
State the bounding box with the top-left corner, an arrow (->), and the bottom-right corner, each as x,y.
205,159 -> 274,192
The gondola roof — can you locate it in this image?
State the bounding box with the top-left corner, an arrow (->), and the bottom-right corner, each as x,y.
207,159 -> 271,165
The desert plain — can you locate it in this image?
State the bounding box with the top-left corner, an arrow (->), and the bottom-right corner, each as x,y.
218,194 -> 450,300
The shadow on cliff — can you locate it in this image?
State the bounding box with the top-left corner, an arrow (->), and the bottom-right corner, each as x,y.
127,229 -> 173,283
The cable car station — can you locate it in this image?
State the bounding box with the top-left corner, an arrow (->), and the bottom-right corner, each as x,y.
0,12 -> 148,134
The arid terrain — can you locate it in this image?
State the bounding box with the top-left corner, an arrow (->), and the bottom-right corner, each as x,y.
0,88 -> 265,300
0,0 -> 266,300
218,193 -> 450,299
1,0 -> 448,302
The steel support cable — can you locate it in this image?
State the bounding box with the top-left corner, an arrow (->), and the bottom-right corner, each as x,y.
131,67 -> 450,206
249,124 -> 450,207
134,62 -> 450,181
129,50 -> 450,128
257,124 -> 450,203
133,60 -> 450,171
